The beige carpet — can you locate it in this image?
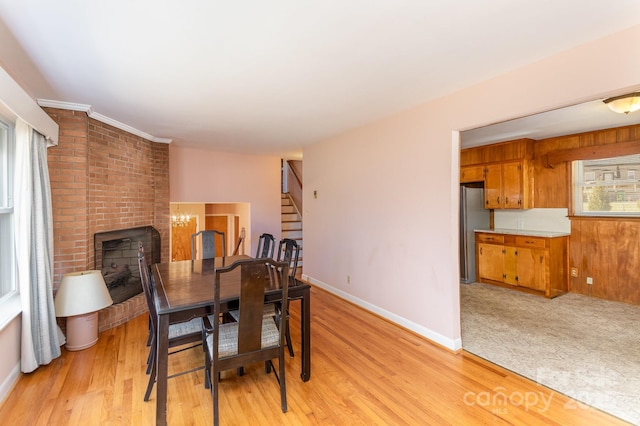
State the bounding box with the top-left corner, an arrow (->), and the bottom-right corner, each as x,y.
461,282 -> 640,425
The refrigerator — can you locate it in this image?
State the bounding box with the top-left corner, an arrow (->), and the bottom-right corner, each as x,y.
460,185 -> 491,283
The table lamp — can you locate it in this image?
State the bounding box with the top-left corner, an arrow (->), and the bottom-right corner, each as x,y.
54,270 -> 113,351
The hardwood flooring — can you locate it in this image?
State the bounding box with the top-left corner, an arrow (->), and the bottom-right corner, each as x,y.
0,286 -> 626,425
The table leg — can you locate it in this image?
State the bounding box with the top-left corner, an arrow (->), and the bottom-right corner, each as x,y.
300,288 -> 311,381
156,314 -> 169,426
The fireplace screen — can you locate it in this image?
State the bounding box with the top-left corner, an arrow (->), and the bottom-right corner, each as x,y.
94,226 -> 160,304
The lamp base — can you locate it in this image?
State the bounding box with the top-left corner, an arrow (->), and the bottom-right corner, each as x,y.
65,311 -> 99,351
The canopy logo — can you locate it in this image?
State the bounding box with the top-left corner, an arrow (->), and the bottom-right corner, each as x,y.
463,386 -> 555,415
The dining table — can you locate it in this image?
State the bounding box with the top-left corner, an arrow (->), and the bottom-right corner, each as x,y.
150,255 -> 311,426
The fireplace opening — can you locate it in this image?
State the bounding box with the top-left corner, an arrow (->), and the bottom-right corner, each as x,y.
94,226 -> 160,304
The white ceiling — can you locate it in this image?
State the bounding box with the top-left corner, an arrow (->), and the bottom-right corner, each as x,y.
461,98 -> 640,148
1,1 -> 640,158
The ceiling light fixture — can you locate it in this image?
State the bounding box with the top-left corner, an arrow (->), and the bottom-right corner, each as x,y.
603,92 -> 640,114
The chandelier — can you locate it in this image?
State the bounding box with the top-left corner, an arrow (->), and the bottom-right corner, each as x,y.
171,205 -> 191,227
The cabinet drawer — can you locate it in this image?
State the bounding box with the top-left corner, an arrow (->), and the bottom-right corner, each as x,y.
476,233 -> 504,244
515,236 -> 547,249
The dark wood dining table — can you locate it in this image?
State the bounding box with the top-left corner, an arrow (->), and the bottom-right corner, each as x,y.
151,255 -> 311,426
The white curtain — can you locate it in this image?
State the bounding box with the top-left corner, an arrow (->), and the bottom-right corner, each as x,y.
15,118 -> 60,373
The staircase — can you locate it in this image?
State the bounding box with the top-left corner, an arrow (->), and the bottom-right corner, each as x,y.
281,193 -> 302,276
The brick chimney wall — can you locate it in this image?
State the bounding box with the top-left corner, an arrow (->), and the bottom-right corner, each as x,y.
45,108 -> 170,332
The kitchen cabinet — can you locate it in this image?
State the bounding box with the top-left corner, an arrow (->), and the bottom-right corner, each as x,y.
460,165 -> 485,183
484,161 -> 530,209
460,139 -> 535,209
475,231 -> 568,297
476,237 -> 506,282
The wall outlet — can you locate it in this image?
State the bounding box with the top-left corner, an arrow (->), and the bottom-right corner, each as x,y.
586,277 -> 593,285
570,267 -> 578,277
347,275 -> 351,284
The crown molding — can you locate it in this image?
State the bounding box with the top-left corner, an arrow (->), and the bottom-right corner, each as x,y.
36,99 -> 172,144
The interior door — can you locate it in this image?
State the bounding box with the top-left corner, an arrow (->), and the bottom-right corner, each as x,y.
205,215 -> 228,255
171,217 -> 197,261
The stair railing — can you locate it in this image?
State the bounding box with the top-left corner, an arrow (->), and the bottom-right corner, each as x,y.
232,227 -> 245,255
287,160 -> 303,216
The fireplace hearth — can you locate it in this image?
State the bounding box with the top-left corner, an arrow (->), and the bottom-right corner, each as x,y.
94,226 -> 160,304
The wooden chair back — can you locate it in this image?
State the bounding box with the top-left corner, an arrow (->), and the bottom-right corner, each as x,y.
277,238 -> 300,279
191,230 -> 226,260
255,233 -> 275,258
205,257 -> 290,425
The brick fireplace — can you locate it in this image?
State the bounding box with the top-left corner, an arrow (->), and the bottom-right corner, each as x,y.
45,107 -> 170,332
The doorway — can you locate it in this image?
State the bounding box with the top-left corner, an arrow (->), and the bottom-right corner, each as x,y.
170,202 -> 249,261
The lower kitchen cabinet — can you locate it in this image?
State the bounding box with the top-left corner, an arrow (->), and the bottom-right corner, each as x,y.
475,231 -> 568,298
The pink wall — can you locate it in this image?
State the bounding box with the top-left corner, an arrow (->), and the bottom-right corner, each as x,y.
303,24 -> 640,350
169,145 -> 282,253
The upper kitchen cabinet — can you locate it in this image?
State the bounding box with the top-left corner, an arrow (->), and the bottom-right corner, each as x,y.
460,139 -> 535,209
460,164 -> 485,183
484,160 -> 532,209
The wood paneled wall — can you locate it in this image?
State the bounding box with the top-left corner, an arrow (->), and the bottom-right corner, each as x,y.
533,125 -> 640,208
570,218 -> 640,304
460,138 -> 533,165
534,124 -> 640,304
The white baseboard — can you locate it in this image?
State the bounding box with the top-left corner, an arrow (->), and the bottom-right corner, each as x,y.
302,274 -> 462,351
0,362 -> 21,405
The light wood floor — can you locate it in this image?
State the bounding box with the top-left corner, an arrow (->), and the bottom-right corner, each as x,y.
0,286 -> 626,425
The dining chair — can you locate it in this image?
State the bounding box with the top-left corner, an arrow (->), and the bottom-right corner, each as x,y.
275,238 -> 300,357
229,239 -> 298,357
191,230 -> 226,260
255,232 -> 275,258
138,247 -> 204,402
277,238 -> 300,279
202,257 -> 290,426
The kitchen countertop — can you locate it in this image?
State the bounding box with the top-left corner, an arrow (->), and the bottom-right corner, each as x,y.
474,228 -> 571,238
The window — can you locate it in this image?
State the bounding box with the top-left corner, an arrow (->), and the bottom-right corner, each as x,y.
573,154 -> 640,216
0,118 -> 15,303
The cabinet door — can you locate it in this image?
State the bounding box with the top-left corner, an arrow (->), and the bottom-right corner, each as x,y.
503,246 -> 518,285
501,161 -> 523,209
484,164 -> 502,209
460,165 -> 485,183
516,247 -> 547,291
477,243 -> 505,282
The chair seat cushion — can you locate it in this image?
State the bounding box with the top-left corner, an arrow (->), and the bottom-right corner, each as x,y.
168,317 -> 202,340
206,317 -> 280,359
228,303 -> 277,322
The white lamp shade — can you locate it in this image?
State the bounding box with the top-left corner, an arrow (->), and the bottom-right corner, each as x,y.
603,93 -> 640,114
55,270 -> 114,317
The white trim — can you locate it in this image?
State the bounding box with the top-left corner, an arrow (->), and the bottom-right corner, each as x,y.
0,65 -> 59,145
0,361 -> 20,406
36,99 -> 173,144
302,274 -> 462,351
